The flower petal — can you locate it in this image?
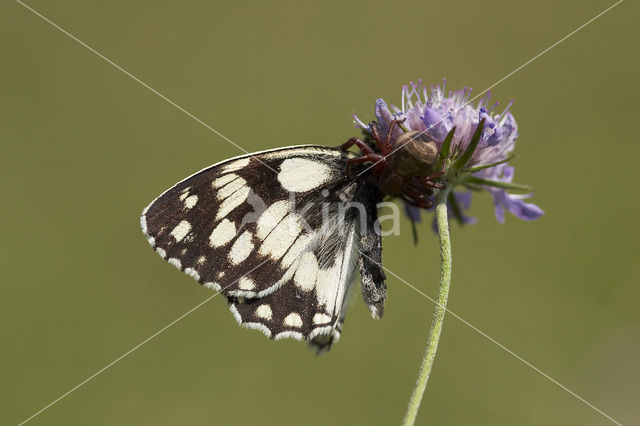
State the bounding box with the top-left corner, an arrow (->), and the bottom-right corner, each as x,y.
492,189 -> 544,222
421,107 -> 448,142
404,203 -> 422,223
454,190 -> 473,211
493,194 -> 506,223
374,98 -> 403,143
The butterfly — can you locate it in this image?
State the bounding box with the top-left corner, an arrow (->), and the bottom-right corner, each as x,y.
141,119 -> 444,351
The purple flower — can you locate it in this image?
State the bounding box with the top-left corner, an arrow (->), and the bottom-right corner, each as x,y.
480,165 -> 544,223
354,79 -> 543,224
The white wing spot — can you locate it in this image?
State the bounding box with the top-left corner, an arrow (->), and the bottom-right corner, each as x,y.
238,277 -> 256,291
197,256 -> 206,265
220,158 -> 250,173
313,227 -> 358,318
255,304 -> 273,321
274,331 -> 304,341
179,187 -> 191,201
256,200 -> 291,240
278,158 -> 333,192
140,214 -> 148,234
217,271 -> 226,279
216,176 -> 247,200
170,220 -> 192,242
168,258 -> 182,270
204,282 -> 221,291
156,247 -> 167,259
258,214 -> 301,260
281,233 -> 314,269
294,252 -> 319,292
229,231 -> 254,265
215,186 -> 250,221
315,256 -> 342,316
184,267 -> 200,281
209,219 -> 236,247
212,173 -> 239,189
283,312 -> 303,328
313,313 -> 332,325
184,194 -> 198,209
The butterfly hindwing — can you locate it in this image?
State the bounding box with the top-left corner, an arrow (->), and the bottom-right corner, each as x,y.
229,218 -> 360,347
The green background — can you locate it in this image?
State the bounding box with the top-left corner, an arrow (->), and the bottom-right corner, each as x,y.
2,1 -> 638,425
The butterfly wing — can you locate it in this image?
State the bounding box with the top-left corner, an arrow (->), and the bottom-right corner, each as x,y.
142,145 -> 373,346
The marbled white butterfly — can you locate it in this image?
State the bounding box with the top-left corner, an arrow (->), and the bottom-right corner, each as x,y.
141,119 -> 443,351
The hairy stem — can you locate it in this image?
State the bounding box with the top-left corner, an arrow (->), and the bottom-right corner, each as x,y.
402,187 -> 452,425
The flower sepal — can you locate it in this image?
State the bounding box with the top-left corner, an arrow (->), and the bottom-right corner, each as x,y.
461,154 -> 515,173
450,118 -> 486,172
465,176 -> 534,193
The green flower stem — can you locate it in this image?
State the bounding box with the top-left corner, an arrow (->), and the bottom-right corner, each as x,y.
402,187 -> 452,426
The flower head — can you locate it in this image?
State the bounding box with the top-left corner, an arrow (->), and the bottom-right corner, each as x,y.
354,79 -> 543,225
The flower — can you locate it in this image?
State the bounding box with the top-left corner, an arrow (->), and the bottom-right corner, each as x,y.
354,79 -> 543,225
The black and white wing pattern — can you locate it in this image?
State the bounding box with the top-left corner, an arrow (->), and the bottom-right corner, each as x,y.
141,145 -> 385,349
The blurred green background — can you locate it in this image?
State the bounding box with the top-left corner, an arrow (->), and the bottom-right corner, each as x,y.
2,0 -> 638,425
